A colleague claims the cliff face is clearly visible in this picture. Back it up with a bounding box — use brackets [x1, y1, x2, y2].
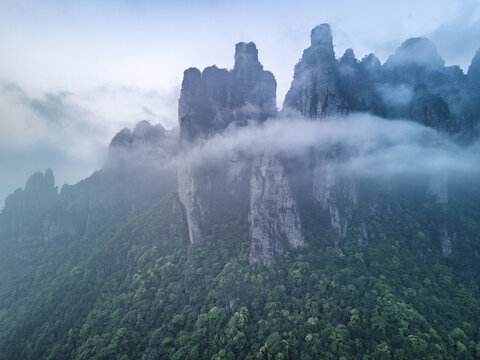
[249, 153, 303, 263]
[467, 49, 480, 128]
[177, 42, 303, 263]
[284, 27, 476, 134]
[284, 24, 347, 117]
[280, 24, 480, 249]
[283, 25, 360, 244]
[179, 42, 276, 141]
[0, 169, 63, 262]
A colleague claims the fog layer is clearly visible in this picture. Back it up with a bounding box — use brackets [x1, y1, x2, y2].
[178, 113, 480, 177]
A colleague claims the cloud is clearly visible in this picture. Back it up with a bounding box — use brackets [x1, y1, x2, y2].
[177, 113, 480, 178]
[0, 81, 178, 207]
[4, 88, 479, 210]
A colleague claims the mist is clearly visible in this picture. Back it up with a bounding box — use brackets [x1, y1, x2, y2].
[0, 81, 178, 205]
[176, 113, 480, 177]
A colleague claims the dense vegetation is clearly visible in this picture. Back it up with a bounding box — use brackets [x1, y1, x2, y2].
[1, 173, 480, 360]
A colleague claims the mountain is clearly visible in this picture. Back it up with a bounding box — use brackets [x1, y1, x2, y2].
[177, 41, 302, 263]
[1, 24, 480, 360]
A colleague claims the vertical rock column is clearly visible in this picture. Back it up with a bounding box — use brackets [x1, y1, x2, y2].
[283, 24, 357, 244]
[249, 153, 304, 264]
[177, 42, 304, 264]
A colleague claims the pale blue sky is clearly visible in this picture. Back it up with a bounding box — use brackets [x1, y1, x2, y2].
[2, 0, 480, 101]
[1, 0, 480, 204]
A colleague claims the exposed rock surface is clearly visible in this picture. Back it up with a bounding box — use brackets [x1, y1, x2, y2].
[410, 86, 450, 130]
[440, 228, 454, 257]
[0, 169, 62, 252]
[381, 38, 470, 132]
[179, 42, 276, 141]
[249, 153, 304, 264]
[311, 153, 358, 241]
[177, 42, 303, 263]
[427, 171, 449, 205]
[284, 24, 347, 117]
[281, 24, 480, 247]
[338, 49, 385, 115]
[467, 49, 480, 128]
[177, 161, 204, 244]
[357, 222, 369, 248]
[177, 42, 278, 250]
[284, 27, 478, 133]
[284, 24, 359, 245]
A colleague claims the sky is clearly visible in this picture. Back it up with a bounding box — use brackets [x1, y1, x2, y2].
[1, 0, 480, 205]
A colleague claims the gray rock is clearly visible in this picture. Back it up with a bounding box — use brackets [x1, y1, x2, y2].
[177, 161, 204, 244]
[178, 42, 276, 141]
[357, 222, 369, 248]
[384, 38, 445, 74]
[284, 24, 347, 117]
[249, 152, 303, 263]
[427, 171, 448, 204]
[410, 86, 451, 131]
[467, 49, 480, 123]
[440, 228, 454, 257]
[177, 42, 302, 260]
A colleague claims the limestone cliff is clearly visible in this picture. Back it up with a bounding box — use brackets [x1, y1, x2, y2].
[179, 42, 276, 141]
[284, 24, 347, 117]
[177, 42, 303, 263]
[283, 24, 358, 244]
[249, 153, 303, 264]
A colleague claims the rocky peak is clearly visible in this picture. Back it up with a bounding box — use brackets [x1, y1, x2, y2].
[284, 23, 346, 118]
[303, 23, 336, 65]
[107, 120, 177, 171]
[110, 128, 133, 148]
[181, 67, 203, 97]
[177, 44, 299, 263]
[2, 169, 59, 232]
[110, 120, 167, 148]
[234, 42, 260, 69]
[384, 37, 445, 72]
[179, 43, 276, 141]
[468, 49, 480, 78]
[310, 24, 334, 49]
[230, 42, 277, 121]
[337, 49, 384, 115]
[133, 120, 165, 139]
[361, 53, 381, 72]
[338, 48, 361, 84]
[340, 48, 358, 67]
[24, 168, 55, 195]
[5, 169, 58, 212]
[179, 67, 216, 141]
[466, 49, 480, 122]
